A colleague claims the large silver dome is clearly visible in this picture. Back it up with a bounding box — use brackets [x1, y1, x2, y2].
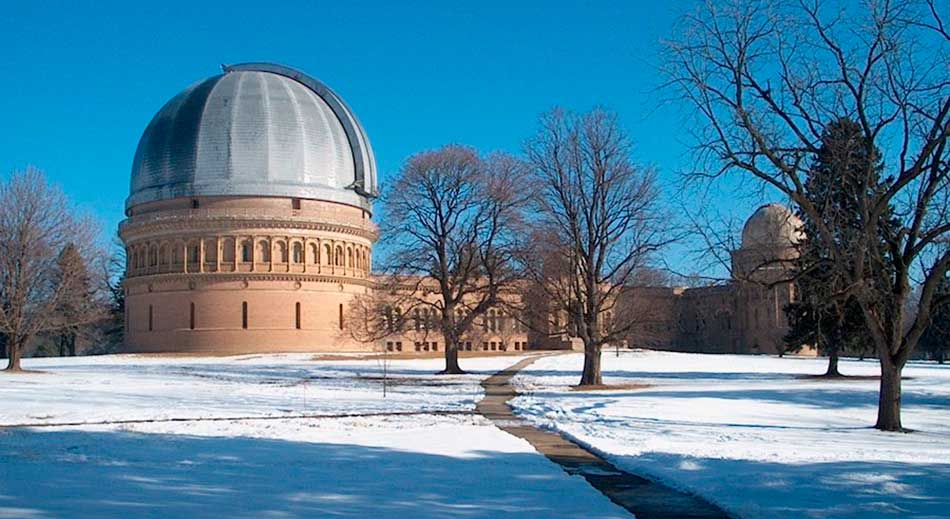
[741, 204, 803, 249]
[127, 63, 376, 212]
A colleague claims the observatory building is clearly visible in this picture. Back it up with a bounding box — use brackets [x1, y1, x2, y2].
[119, 63, 806, 356]
[119, 63, 378, 353]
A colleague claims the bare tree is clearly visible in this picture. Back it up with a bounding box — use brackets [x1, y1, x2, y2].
[379, 146, 524, 374]
[664, 0, 950, 430]
[519, 109, 671, 386]
[0, 168, 102, 371]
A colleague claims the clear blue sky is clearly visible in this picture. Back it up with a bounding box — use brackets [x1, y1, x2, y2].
[1, 1, 776, 277]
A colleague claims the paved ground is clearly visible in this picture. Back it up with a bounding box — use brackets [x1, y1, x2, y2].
[477, 355, 734, 519]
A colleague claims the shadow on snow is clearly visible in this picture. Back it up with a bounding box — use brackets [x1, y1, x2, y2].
[0, 428, 626, 519]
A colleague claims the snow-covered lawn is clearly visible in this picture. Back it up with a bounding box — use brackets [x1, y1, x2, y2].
[512, 351, 950, 519]
[0, 354, 627, 519]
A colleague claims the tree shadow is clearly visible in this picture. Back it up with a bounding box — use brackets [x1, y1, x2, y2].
[607, 452, 950, 519]
[0, 428, 628, 519]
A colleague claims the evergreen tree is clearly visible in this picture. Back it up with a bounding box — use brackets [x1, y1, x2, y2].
[784, 118, 884, 376]
[53, 243, 95, 356]
[920, 275, 950, 364]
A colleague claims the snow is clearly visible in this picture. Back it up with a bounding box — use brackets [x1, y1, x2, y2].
[512, 351, 950, 519]
[0, 354, 628, 519]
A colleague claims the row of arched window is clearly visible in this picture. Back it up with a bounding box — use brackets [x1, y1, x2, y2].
[126, 236, 371, 277]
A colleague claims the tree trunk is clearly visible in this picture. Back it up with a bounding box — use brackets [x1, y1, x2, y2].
[439, 331, 464, 375]
[875, 358, 903, 432]
[5, 339, 22, 372]
[579, 343, 603, 386]
[824, 348, 841, 377]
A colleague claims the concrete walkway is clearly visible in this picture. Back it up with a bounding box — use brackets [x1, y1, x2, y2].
[477, 355, 734, 519]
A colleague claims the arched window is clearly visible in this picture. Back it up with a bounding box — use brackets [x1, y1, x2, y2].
[189, 244, 200, 264]
[241, 240, 253, 263]
[324, 244, 332, 265]
[257, 240, 271, 262]
[158, 244, 168, 266]
[149, 245, 158, 267]
[347, 247, 354, 267]
[278, 241, 289, 263]
[204, 239, 217, 263]
[292, 242, 303, 263]
[310, 243, 320, 264]
[222, 238, 235, 262]
[335, 246, 343, 266]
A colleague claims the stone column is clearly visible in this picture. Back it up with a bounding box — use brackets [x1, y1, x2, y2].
[250, 236, 257, 273]
[269, 236, 275, 273]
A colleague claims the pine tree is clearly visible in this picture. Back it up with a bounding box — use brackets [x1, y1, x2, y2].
[784, 118, 885, 376]
[53, 243, 95, 356]
[920, 275, 950, 364]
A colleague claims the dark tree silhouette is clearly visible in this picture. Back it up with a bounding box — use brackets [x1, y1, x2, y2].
[783, 118, 887, 376]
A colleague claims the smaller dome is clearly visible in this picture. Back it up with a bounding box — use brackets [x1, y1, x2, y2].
[741, 204, 803, 249]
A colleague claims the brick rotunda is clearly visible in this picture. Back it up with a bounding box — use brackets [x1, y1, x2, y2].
[119, 63, 378, 353]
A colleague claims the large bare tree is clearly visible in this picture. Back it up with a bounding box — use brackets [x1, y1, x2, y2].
[520, 109, 671, 386]
[0, 168, 101, 371]
[664, 0, 950, 430]
[379, 146, 523, 374]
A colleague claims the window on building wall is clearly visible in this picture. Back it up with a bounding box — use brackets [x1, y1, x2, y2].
[222, 239, 235, 262]
[148, 305, 153, 332]
[295, 302, 301, 330]
[386, 342, 393, 352]
[190, 302, 195, 330]
[258, 241, 271, 262]
[204, 239, 217, 263]
[241, 241, 252, 263]
[335, 246, 343, 266]
[432, 342, 438, 351]
[191, 199, 200, 209]
[395, 341, 402, 351]
[310, 243, 319, 264]
[293, 243, 303, 263]
[278, 242, 289, 263]
[292, 198, 301, 210]
[242, 302, 248, 329]
[190, 245, 200, 264]
[339, 303, 344, 330]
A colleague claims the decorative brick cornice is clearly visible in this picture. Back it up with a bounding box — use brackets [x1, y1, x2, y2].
[120, 216, 378, 242]
[124, 271, 373, 289]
